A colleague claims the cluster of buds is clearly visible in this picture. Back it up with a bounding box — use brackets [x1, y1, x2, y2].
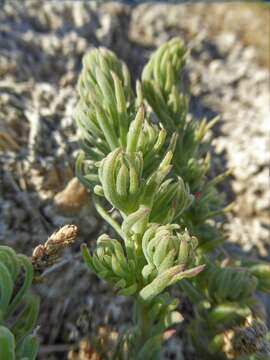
[81, 234, 138, 297]
[32, 224, 78, 274]
[95, 148, 145, 213]
[140, 226, 203, 302]
[94, 146, 193, 221]
[82, 209, 204, 302]
[141, 225, 199, 280]
[75, 47, 133, 162]
[142, 37, 187, 133]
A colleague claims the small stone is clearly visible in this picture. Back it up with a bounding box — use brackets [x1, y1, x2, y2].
[54, 177, 88, 215]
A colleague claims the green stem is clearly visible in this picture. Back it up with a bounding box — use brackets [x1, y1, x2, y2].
[94, 196, 124, 239]
[134, 300, 151, 355]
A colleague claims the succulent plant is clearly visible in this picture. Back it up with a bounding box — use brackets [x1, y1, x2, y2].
[76, 44, 204, 358]
[0, 246, 39, 360]
[75, 38, 269, 359]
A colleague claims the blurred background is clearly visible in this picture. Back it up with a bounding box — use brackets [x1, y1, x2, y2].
[0, 1, 269, 359]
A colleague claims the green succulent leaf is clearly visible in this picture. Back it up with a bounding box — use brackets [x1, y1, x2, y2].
[0, 326, 15, 360]
[0, 246, 39, 359]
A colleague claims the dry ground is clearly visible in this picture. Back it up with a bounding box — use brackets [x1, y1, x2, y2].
[0, 2, 269, 359]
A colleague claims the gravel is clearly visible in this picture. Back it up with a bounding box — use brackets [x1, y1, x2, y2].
[0, 2, 269, 359]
